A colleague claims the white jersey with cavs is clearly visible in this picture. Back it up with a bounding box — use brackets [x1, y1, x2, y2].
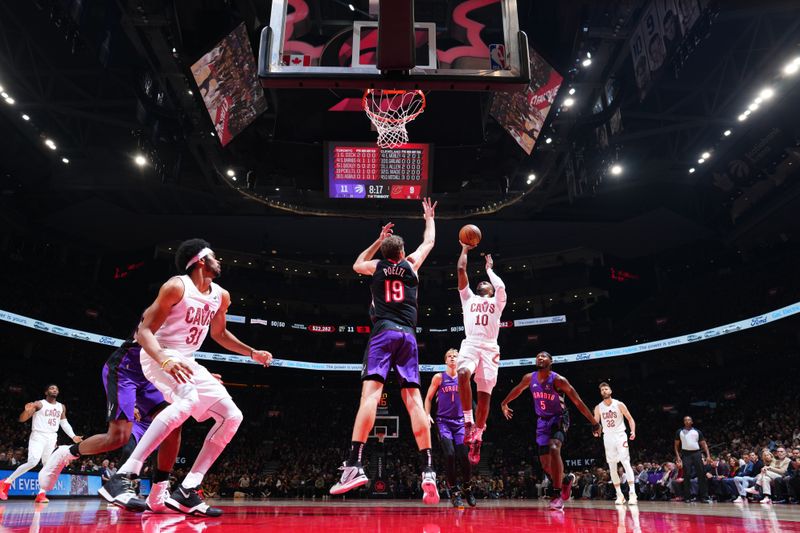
[23, 400, 63, 469]
[139, 275, 231, 421]
[598, 399, 630, 464]
[456, 268, 507, 393]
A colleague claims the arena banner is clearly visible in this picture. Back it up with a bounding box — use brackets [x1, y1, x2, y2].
[0, 470, 151, 497]
[2, 301, 800, 371]
[190, 22, 267, 146]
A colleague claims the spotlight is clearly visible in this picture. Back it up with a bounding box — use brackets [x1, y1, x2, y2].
[748, 103, 759, 111]
[21, 114, 30, 121]
[226, 169, 235, 177]
[545, 137, 553, 144]
[187, 90, 193, 95]
[231, 176, 237, 181]
[582, 58, 592, 67]
[568, 87, 576, 95]
[348, 3, 355, 11]
[44, 139, 57, 150]
[563, 97, 575, 107]
[610, 164, 622, 175]
[743, 109, 751, 117]
[701, 152, 710, 159]
[723, 129, 732, 136]
[698, 158, 705, 164]
[754, 97, 762, 104]
[689, 168, 696, 174]
[0, 91, 7, 98]
[528, 173, 536, 182]
[61, 157, 69, 164]
[134, 154, 147, 166]
[737, 113, 747, 121]
[4, 97, 14, 105]
[785, 61, 799, 75]
[172, 47, 177, 53]
[759, 87, 774, 99]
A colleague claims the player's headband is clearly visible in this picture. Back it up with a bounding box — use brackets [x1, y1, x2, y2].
[185, 247, 214, 271]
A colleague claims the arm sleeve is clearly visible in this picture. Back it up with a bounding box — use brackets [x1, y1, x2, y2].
[60, 419, 76, 439]
[459, 286, 474, 303]
[486, 268, 507, 310]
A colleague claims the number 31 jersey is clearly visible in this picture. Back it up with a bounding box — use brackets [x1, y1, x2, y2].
[144, 275, 223, 357]
[370, 258, 418, 330]
[460, 286, 506, 344]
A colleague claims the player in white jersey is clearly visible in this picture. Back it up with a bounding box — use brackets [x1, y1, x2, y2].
[0, 384, 82, 502]
[99, 238, 273, 516]
[594, 382, 638, 505]
[455, 243, 506, 465]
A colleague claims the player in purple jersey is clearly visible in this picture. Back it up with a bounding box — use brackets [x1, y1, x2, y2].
[424, 349, 475, 508]
[38, 339, 183, 513]
[500, 351, 600, 511]
[331, 198, 440, 506]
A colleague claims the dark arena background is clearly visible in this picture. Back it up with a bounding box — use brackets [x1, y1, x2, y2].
[2, 0, 800, 531]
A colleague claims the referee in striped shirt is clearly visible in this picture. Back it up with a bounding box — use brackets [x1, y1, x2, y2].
[674, 416, 711, 503]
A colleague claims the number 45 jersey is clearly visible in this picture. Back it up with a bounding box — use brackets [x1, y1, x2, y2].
[370, 258, 419, 331]
[144, 275, 224, 356]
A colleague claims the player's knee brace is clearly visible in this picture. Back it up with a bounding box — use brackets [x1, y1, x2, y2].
[208, 403, 243, 446]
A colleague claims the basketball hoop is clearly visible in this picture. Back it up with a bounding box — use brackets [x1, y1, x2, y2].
[362, 89, 426, 148]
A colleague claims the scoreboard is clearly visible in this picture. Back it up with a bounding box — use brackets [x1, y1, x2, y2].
[326, 142, 432, 200]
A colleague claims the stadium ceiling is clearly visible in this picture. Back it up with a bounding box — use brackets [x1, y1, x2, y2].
[1, 0, 799, 253]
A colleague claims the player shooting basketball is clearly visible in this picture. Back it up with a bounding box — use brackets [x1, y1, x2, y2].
[455, 237, 507, 466]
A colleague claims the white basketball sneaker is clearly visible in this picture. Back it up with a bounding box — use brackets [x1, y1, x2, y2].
[146, 481, 174, 513]
[39, 445, 78, 492]
[628, 493, 638, 505]
[615, 494, 625, 505]
[421, 470, 440, 505]
[329, 462, 368, 495]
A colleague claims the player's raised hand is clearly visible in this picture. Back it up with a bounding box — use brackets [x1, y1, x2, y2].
[501, 404, 513, 420]
[460, 241, 476, 251]
[72, 435, 83, 443]
[485, 254, 494, 271]
[252, 350, 272, 367]
[421, 197, 437, 220]
[378, 222, 394, 241]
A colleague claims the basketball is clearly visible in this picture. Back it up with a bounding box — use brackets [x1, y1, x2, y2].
[459, 224, 482, 246]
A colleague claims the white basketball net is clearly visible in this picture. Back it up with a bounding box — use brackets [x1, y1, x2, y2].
[362, 89, 426, 148]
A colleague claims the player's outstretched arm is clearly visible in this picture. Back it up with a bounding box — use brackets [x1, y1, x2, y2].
[423, 373, 442, 426]
[456, 242, 474, 291]
[484, 254, 507, 309]
[555, 376, 600, 435]
[407, 198, 437, 271]
[354, 222, 394, 275]
[59, 406, 82, 443]
[19, 401, 41, 422]
[500, 373, 532, 419]
[619, 402, 636, 440]
[210, 289, 272, 367]
[137, 277, 194, 382]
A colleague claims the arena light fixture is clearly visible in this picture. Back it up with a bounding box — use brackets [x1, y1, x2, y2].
[698, 158, 705, 164]
[689, 167, 696, 174]
[61, 157, 69, 164]
[226, 169, 235, 177]
[701, 152, 710, 159]
[737, 113, 747, 121]
[0, 91, 7, 98]
[743, 109, 751, 117]
[723, 129, 732, 136]
[545, 137, 553, 144]
[759, 87, 774, 100]
[4, 96, 14, 105]
[44, 139, 57, 150]
[21, 114, 30, 121]
[568, 87, 576, 95]
[134, 154, 147, 166]
[348, 3, 355, 11]
[563, 97, 574, 107]
[610, 164, 623, 175]
[748, 103, 759, 112]
[527, 173, 536, 182]
[187, 90, 193, 95]
[783, 60, 799, 75]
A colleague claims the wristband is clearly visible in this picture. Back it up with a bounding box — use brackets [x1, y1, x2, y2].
[161, 358, 176, 370]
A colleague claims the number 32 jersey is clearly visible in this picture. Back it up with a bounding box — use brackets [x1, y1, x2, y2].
[145, 275, 223, 357]
[370, 259, 418, 330]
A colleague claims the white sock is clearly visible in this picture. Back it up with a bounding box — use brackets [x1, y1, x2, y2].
[464, 410, 474, 424]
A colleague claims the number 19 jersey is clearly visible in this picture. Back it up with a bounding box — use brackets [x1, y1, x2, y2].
[145, 275, 224, 357]
[370, 259, 418, 330]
